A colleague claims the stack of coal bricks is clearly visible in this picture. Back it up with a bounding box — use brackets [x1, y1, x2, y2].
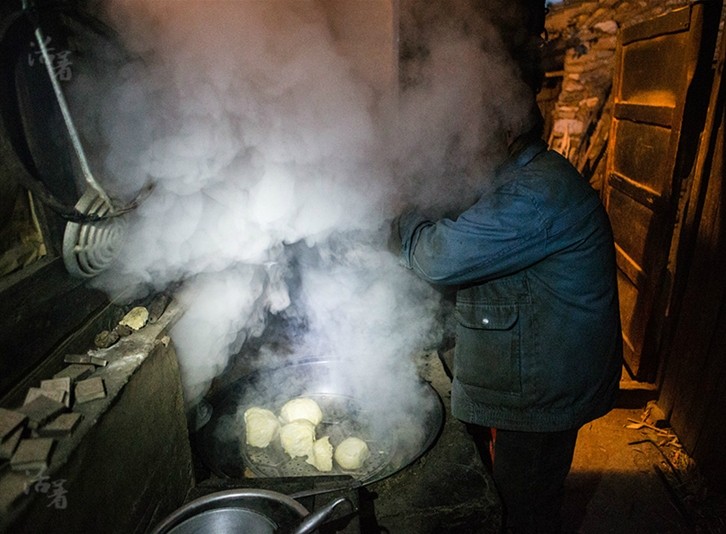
[0, 354, 108, 473]
[0, 301, 163, 475]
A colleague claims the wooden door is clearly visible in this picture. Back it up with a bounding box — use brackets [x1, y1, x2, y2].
[604, 5, 708, 381]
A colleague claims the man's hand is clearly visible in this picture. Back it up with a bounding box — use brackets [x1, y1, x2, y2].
[388, 210, 430, 266]
[387, 216, 403, 256]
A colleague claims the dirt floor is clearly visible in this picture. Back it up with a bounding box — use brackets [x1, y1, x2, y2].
[562, 375, 726, 534]
[367, 355, 726, 534]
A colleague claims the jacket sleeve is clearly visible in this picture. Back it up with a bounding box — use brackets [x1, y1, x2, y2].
[398, 185, 550, 285]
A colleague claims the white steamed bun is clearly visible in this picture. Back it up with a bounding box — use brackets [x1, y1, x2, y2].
[243, 407, 280, 448]
[334, 437, 370, 470]
[280, 419, 316, 458]
[279, 397, 323, 426]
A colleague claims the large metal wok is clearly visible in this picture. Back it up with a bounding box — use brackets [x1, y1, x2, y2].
[196, 359, 444, 485]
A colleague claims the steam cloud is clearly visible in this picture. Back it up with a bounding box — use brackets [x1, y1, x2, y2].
[72, 0, 533, 413]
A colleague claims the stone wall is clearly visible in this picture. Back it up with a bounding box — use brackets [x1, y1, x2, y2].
[543, 0, 690, 190]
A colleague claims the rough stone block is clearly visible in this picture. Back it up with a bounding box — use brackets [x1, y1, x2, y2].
[63, 354, 108, 367]
[592, 35, 617, 50]
[63, 354, 92, 365]
[17, 396, 66, 430]
[53, 364, 95, 383]
[74, 377, 106, 405]
[90, 356, 108, 367]
[23, 388, 65, 407]
[553, 118, 585, 135]
[94, 329, 120, 348]
[115, 324, 133, 337]
[41, 378, 72, 407]
[563, 78, 585, 92]
[0, 408, 27, 442]
[37, 413, 83, 438]
[119, 306, 149, 330]
[9, 438, 55, 472]
[594, 20, 618, 35]
[0, 426, 23, 460]
[148, 294, 170, 323]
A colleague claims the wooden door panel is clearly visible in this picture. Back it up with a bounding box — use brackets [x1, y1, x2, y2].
[610, 121, 671, 193]
[604, 5, 704, 380]
[619, 34, 690, 107]
[608, 188, 665, 271]
[616, 269, 643, 366]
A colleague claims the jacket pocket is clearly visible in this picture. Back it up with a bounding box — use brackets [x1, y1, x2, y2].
[456, 303, 519, 330]
[454, 303, 522, 394]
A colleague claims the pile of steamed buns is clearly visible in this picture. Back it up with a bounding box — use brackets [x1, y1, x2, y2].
[243, 397, 370, 472]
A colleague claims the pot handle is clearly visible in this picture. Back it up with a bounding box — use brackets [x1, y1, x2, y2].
[288, 480, 362, 500]
[289, 496, 352, 534]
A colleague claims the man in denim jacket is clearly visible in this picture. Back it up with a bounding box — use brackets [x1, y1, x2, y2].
[393, 108, 623, 532]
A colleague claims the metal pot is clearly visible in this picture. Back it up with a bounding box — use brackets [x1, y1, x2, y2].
[196, 358, 444, 484]
[150, 488, 350, 534]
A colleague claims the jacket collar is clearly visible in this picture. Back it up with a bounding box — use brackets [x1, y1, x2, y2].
[483, 133, 548, 194]
[507, 132, 548, 169]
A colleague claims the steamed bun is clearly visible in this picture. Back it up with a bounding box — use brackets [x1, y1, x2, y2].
[243, 407, 280, 448]
[306, 436, 334, 472]
[334, 437, 370, 470]
[279, 397, 323, 426]
[280, 419, 316, 459]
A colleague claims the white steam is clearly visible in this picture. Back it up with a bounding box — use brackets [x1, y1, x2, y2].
[71, 0, 533, 409]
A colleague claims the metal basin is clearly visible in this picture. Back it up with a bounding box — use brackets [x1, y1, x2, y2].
[196, 359, 444, 485]
[150, 489, 308, 534]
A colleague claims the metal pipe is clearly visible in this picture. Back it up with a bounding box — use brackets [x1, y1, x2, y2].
[23, 0, 116, 212]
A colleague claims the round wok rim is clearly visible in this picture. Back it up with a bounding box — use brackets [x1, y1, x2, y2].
[195, 357, 445, 486]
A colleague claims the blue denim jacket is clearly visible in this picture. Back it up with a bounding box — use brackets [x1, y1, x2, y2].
[399, 138, 622, 431]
